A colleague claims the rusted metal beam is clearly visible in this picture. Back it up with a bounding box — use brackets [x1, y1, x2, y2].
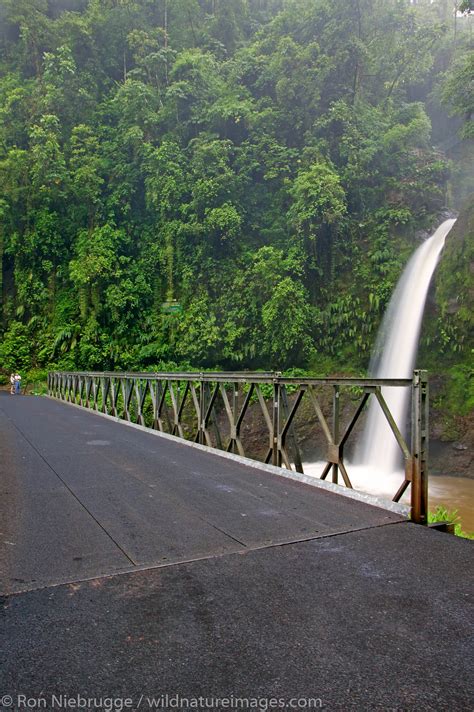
[49, 371, 412, 387]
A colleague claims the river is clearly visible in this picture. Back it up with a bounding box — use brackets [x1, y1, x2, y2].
[304, 461, 474, 535]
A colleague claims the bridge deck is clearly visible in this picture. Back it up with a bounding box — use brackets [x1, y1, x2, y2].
[0, 392, 402, 593]
[1, 393, 473, 710]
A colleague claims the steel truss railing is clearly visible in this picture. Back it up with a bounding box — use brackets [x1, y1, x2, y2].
[48, 370, 429, 524]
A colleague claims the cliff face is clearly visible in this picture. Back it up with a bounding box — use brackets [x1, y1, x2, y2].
[421, 198, 474, 477]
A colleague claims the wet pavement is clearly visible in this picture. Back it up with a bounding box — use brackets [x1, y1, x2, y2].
[1, 394, 473, 710]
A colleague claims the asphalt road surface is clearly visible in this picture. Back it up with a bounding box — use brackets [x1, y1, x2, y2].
[1, 392, 472, 711]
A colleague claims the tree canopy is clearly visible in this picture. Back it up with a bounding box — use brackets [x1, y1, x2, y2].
[0, 0, 472, 374]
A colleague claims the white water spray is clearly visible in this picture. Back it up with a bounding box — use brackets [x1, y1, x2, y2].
[356, 218, 456, 475]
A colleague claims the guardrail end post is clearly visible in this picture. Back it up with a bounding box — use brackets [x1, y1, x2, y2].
[411, 369, 429, 525]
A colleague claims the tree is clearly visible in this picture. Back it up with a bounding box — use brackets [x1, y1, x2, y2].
[442, 51, 474, 138]
[289, 161, 346, 284]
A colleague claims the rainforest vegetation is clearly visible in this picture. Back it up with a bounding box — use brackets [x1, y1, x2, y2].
[0, 0, 472, 412]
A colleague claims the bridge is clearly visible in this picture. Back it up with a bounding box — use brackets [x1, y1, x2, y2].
[1, 371, 473, 710]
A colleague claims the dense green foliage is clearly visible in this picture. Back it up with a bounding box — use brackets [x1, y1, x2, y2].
[0, 0, 472, 375]
[428, 505, 474, 539]
[421, 198, 474, 421]
[442, 49, 474, 139]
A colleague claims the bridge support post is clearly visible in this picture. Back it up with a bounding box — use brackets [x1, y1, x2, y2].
[411, 370, 429, 525]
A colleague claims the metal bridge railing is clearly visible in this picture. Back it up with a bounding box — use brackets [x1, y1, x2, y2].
[48, 370, 429, 524]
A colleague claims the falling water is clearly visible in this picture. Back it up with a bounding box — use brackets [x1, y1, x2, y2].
[306, 216, 474, 526]
[356, 218, 457, 474]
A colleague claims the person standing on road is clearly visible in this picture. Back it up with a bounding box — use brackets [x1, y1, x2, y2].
[10, 373, 15, 395]
[14, 372, 21, 394]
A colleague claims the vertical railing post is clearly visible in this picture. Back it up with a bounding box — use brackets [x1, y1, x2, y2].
[411, 369, 429, 525]
[92, 377, 98, 410]
[199, 377, 205, 445]
[272, 378, 280, 466]
[332, 385, 340, 484]
[101, 376, 106, 413]
[111, 377, 118, 416]
[231, 383, 237, 454]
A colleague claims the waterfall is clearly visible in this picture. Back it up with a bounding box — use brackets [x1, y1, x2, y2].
[356, 218, 457, 475]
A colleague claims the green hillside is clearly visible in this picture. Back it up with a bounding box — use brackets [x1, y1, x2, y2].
[0, 0, 472, 389]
